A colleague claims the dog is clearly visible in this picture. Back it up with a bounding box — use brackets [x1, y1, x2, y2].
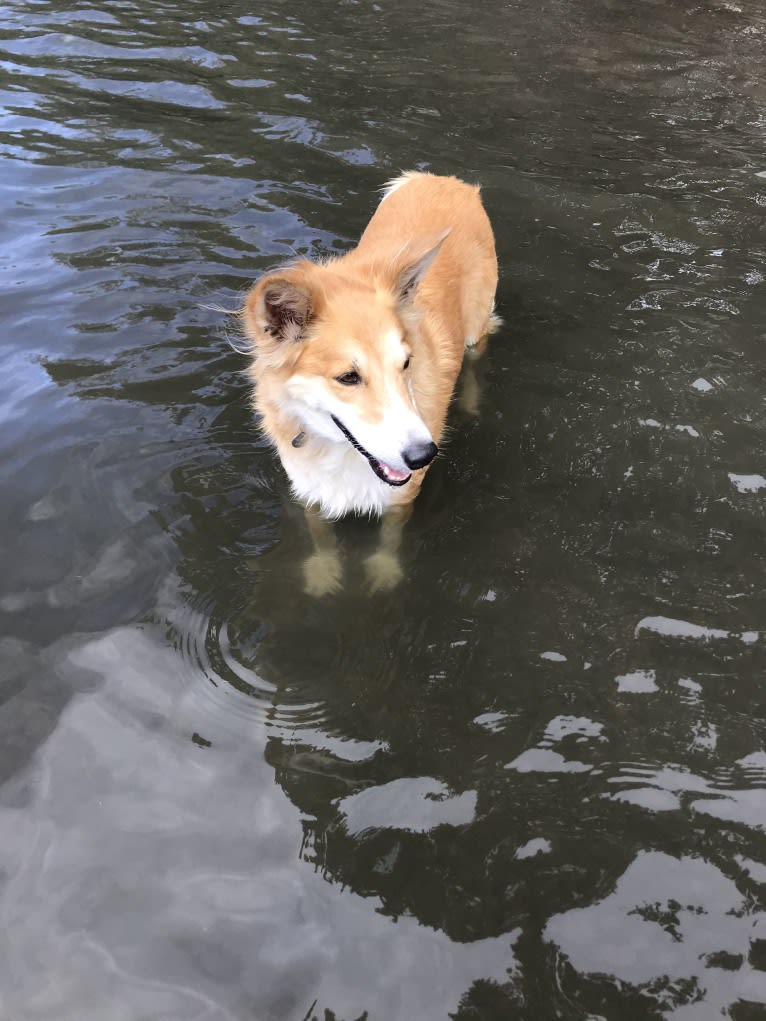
[243, 171, 498, 593]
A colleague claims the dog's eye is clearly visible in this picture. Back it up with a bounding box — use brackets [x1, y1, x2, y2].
[403, 356, 411, 371]
[336, 370, 361, 386]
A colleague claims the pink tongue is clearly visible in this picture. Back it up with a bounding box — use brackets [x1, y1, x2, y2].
[380, 462, 410, 483]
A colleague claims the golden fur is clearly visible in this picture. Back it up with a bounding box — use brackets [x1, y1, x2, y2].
[243, 171, 498, 520]
[242, 172, 497, 592]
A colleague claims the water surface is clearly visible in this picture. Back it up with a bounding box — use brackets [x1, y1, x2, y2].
[2, 1, 766, 1018]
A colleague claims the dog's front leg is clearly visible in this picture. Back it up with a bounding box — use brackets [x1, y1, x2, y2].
[364, 503, 412, 593]
[303, 506, 343, 597]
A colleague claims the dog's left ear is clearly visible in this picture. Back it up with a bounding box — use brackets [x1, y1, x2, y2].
[394, 227, 452, 304]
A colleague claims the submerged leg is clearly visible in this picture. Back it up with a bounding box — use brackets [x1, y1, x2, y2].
[458, 338, 491, 417]
[364, 503, 413, 593]
[458, 308, 499, 417]
[303, 505, 343, 596]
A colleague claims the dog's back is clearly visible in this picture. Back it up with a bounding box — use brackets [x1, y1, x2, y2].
[347, 172, 498, 449]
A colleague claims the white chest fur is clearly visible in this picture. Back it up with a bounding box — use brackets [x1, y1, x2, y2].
[278, 435, 398, 519]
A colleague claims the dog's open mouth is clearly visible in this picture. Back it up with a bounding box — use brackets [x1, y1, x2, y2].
[331, 415, 412, 487]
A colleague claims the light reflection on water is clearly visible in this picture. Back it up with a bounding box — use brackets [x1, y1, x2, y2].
[1, 624, 516, 1021]
[1, 0, 766, 1017]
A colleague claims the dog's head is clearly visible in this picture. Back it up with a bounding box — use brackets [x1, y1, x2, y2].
[244, 230, 449, 487]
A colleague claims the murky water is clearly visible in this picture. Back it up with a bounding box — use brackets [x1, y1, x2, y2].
[2, 1, 766, 1018]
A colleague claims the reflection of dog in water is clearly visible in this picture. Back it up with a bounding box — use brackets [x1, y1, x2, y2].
[243, 172, 498, 594]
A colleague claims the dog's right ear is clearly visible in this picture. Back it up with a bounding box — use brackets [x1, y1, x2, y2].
[244, 269, 314, 353]
[393, 227, 452, 305]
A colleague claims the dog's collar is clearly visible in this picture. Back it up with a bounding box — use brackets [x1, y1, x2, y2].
[330, 415, 411, 487]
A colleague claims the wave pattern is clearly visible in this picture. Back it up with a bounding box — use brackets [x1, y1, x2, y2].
[1, 0, 766, 1017]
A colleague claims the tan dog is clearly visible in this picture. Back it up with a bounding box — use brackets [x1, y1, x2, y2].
[243, 171, 498, 593]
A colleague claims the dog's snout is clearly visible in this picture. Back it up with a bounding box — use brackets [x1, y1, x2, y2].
[403, 440, 439, 470]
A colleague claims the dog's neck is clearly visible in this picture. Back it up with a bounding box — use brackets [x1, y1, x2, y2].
[264, 399, 311, 453]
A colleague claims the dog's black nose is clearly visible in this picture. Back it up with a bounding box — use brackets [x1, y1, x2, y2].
[403, 440, 439, 470]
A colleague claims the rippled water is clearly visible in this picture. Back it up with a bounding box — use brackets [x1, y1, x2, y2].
[2, 1, 766, 1018]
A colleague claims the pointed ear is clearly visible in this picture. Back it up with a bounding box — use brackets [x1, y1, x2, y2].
[393, 227, 452, 304]
[244, 269, 314, 350]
